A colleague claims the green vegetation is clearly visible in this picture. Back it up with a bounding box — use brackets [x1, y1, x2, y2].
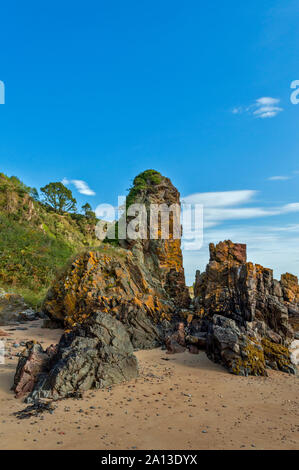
[126, 169, 162, 208]
[0, 173, 32, 195]
[82, 202, 97, 222]
[0, 213, 75, 307]
[0, 172, 101, 307]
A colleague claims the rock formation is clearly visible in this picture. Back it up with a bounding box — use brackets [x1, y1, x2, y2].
[280, 273, 299, 332]
[13, 312, 138, 402]
[12, 342, 57, 398]
[42, 170, 190, 349]
[193, 240, 297, 376]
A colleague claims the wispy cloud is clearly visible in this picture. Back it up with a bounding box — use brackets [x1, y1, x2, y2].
[268, 170, 299, 181]
[182, 190, 257, 207]
[232, 106, 243, 115]
[62, 178, 96, 196]
[182, 190, 299, 230]
[253, 97, 283, 119]
[232, 96, 283, 119]
[181, 189, 299, 283]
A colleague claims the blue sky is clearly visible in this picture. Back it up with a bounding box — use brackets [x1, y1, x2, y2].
[0, 0, 299, 283]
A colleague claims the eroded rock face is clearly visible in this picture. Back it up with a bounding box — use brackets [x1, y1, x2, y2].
[120, 171, 190, 310]
[194, 241, 297, 376]
[42, 171, 190, 348]
[281, 273, 299, 332]
[14, 312, 138, 402]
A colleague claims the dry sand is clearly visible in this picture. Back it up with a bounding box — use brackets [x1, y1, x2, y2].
[0, 320, 298, 450]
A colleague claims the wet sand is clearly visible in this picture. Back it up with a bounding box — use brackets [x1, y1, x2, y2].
[0, 320, 298, 450]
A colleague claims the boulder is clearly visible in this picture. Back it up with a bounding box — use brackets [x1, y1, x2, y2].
[165, 322, 186, 354]
[206, 315, 267, 376]
[19, 308, 37, 322]
[0, 289, 31, 325]
[206, 314, 296, 376]
[15, 312, 138, 402]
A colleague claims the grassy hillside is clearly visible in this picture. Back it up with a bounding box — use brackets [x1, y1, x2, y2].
[0, 173, 101, 307]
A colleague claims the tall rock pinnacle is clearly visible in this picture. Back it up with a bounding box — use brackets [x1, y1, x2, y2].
[42, 170, 190, 348]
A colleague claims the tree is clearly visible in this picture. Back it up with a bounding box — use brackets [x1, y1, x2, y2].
[40, 182, 77, 214]
[30, 187, 39, 201]
[82, 202, 96, 221]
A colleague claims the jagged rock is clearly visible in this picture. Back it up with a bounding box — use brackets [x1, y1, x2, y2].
[12, 342, 57, 398]
[42, 171, 190, 348]
[18, 312, 138, 402]
[206, 314, 296, 375]
[206, 315, 267, 376]
[262, 338, 296, 374]
[281, 273, 299, 333]
[0, 289, 32, 325]
[194, 241, 296, 375]
[19, 308, 37, 322]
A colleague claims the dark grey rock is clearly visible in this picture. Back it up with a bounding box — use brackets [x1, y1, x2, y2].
[23, 311, 138, 402]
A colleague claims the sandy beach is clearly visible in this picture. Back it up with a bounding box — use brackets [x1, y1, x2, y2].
[0, 320, 298, 450]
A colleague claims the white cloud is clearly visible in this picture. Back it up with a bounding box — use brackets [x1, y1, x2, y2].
[268, 175, 291, 181]
[254, 97, 283, 118]
[62, 178, 96, 196]
[232, 106, 243, 114]
[282, 203, 299, 213]
[72, 180, 96, 196]
[232, 96, 283, 119]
